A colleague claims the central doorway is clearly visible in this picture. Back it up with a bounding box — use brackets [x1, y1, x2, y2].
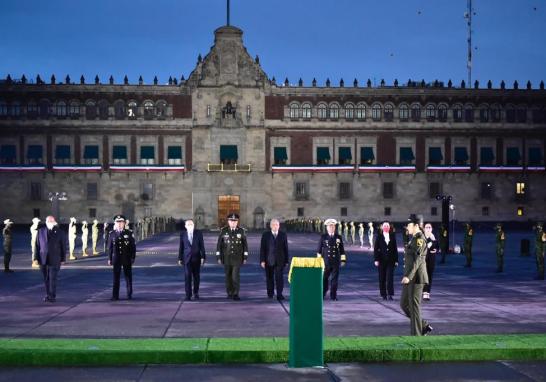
[218, 195, 240, 227]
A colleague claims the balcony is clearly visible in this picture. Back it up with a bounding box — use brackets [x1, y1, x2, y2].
[207, 163, 251, 172]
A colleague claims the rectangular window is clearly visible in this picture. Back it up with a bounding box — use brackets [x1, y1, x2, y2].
[480, 147, 495, 166]
[206, 105, 211, 117]
[33, 208, 40, 218]
[83, 145, 99, 165]
[167, 146, 183, 165]
[145, 207, 152, 217]
[112, 145, 128, 165]
[411, 106, 421, 122]
[384, 207, 391, 216]
[30, 182, 42, 201]
[0, 144, 17, 164]
[453, 107, 463, 122]
[87, 182, 98, 200]
[89, 208, 97, 218]
[220, 145, 238, 164]
[383, 182, 394, 199]
[464, 108, 474, 122]
[297, 207, 304, 217]
[140, 145, 155, 165]
[340, 207, 348, 216]
[429, 182, 441, 199]
[360, 147, 375, 165]
[438, 107, 448, 122]
[516, 182, 525, 195]
[399, 107, 409, 121]
[428, 147, 443, 165]
[431, 207, 438, 216]
[506, 147, 521, 166]
[482, 206, 489, 216]
[506, 109, 516, 123]
[338, 147, 352, 165]
[356, 107, 365, 120]
[516, 108, 527, 123]
[329, 107, 339, 119]
[55, 145, 71, 164]
[339, 182, 351, 200]
[480, 108, 489, 122]
[491, 108, 501, 122]
[454, 147, 469, 165]
[142, 183, 154, 201]
[273, 147, 288, 165]
[384, 106, 394, 121]
[27, 145, 43, 164]
[316, 147, 330, 165]
[528, 147, 543, 166]
[399, 147, 415, 165]
[517, 206, 524, 216]
[345, 107, 354, 120]
[481, 182, 493, 200]
[295, 182, 308, 201]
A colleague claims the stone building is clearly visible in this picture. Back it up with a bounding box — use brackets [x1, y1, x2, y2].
[0, 24, 545, 228]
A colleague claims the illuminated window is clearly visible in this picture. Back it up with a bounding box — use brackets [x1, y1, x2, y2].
[517, 207, 524, 216]
[516, 182, 525, 195]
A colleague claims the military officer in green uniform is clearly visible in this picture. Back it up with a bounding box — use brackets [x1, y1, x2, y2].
[439, 224, 449, 264]
[400, 215, 432, 336]
[495, 223, 505, 273]
[463, 223, 474, 267]
[216, 213, 249, 301]
[3, 219, 14, 273]
[534, 222, 545, 280]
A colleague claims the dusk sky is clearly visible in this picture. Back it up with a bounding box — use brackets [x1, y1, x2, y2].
[1, 0, 545, 87]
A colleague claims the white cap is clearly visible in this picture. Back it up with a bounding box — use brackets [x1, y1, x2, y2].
[32, 217, 41, 223]
[70, 217, 77, 222]
[324, 218, 338, 226]
[4, 219, 13, 225]
[93, 219, 99, 224]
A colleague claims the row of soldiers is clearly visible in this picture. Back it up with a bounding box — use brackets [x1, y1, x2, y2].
[285, 218, 376, 248]
[133, 216, 177, 242]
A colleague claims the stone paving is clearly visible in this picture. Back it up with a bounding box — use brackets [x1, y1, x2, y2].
[1, 228, 545, 339]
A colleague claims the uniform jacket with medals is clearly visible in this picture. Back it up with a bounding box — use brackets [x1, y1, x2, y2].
[316, 233, 347, 267]
[403, 231, 429, 285]
[216, 227, 249, 266]
[107, 229, 136, 266]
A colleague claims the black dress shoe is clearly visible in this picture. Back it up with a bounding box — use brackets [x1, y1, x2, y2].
[184, 296, 192, 301]
[194, 294, 199, 300]
[232, 295, 241, 301]
[110, 297, 119, 301]
[331, 297, 338, 301]
[48, 298, 56, 303]
[388, 295, 394, 301]
[268, 294, 274, 299]
[534, 276, 545, 280]
[127, 295, 132, 300]
[277, 295, 285, 301]
[382, 296, 388, 300]
[43, 296, 50, 302]
[227, 294, 233, 299]
[422, 324, 433, 336]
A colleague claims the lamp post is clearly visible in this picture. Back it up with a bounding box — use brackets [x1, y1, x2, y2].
[48, 192, 68, 222]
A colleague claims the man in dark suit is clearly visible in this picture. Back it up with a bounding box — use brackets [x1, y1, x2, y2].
[317, 218, 347, 301]
[260, 218, 289, 301]
[107, 215, 136, 301]
[178, 218, 206, 301]
[400, 214, 433, 336]
[374, 221, 399, 301]
[33, 215, 66, 303]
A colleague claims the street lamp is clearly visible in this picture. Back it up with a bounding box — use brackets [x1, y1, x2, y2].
[48, 192, 68, 221]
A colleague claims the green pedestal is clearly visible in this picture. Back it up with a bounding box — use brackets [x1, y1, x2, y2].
[288, 257, 324, 367]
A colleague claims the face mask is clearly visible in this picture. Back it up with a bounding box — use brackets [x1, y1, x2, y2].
[46, 222, 56, 230]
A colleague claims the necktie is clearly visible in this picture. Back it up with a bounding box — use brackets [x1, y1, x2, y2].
[189, 232, 193, 245]
[273, 231, 277, 238]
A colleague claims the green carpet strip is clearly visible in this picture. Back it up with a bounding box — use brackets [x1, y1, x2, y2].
[1, 334, 545, 366]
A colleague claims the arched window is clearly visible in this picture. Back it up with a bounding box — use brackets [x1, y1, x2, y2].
[39, 100, 51, 118]
[516, 105, 527, 123]
[302, 103, 312, 119]
[10, 101, 21, 117]
[399, 104, 409, 121]
[464, 104, 474, 122]
[452, 104, 463, 122]
[479, 104, 489, 123]
[85, 101, 97, 119]
[371, 104, 382, 121]
[329, 103, 339, 119]
[317, 103, 327, 119]
[411, 104, 421, 122]
[143, 101, 155, 120]
[438, 104, 448, 122]
[156, 100, 167, 119]
[127, 101, 138, 119]
[425, 104, 436, 121]
[289, 103, 300, 119]
[345, 103, 354, 120]
[384, 104, 394, 121]
[98, 100, 109, 120]
[114, 100, 126, 120]
[0, 100, 7, 116]
[356, 103, 366, 120]
[27, 101, 38, 119]
[55, 101, 67, 117]
[69, 101, 80, 118]
[490, 104, 501, 122]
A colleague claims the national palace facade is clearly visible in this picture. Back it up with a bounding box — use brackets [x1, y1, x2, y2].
[1, 25, 545, 228]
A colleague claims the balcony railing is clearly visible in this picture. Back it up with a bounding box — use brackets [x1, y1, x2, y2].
[207, 163, 251, 172]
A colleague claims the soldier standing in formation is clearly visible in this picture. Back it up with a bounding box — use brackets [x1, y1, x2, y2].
[3, 219, 14, 273]
[367, 222, 374, 249]
[103, 222, 110, 253]
[534, 222, 545, 280]
[216, 213, 248, 301]
[358, 223, 365, 248]
[463, 223, 474, 268]
[68, 217, 77, 260]
[400, 215, 432, 336]
[107, 215, 136, 301]
[439, 224, 449, 264]
[350, 221, 356, 246]
[30, 217, 40, 268]
[91, 219, 100, 255]
[337, 221, 342, 237]
[81, 221, 89, 257]
[317, 219, 347, 301]
[495, 223, 505, 273]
